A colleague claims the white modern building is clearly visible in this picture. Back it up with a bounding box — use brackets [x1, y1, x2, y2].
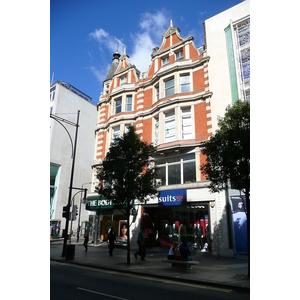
[203, 0, 250, 255]
[204, 0, 250, 131]
[50, 81, 98, 239]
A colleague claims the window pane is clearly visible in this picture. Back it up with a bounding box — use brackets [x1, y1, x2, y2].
[165, 110, 175, 142]
[183, 153, 195, 161]
[126, 96, 132, 111]
[182, 107, 192, 139]
[165, 78, 174, 89]
[168, 164, 181, 185]
[116, 99, 122, 114]
[156, 166, 166, 186]
[180, 75, 190, 93]
[165, 78, 175, 97]
[113, 125, 120, 141]
[162, 57, 169, 65]
[176, 50, 183, 60]
[183, 161, 196, 183]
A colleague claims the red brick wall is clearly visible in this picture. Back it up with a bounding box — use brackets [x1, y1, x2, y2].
[162, 36, 170, 50]
[142, 118, 152, 143]
[200, 151, 208, 180]
[193, 69, 205, 92]
[194, 102, 208, 139]
[172, 33, 181, 45]
[143, 89, 152, 108]
[148, 61, 155, 76]
[189, 43, 199, 59]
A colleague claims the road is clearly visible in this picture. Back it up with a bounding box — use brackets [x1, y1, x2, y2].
[50, 261, 249, 300]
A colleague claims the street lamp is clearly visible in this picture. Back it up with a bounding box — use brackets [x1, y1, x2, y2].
[50, 110, 80, 258]
[76, 178, 99, 243]
[69, 190, 82, 244]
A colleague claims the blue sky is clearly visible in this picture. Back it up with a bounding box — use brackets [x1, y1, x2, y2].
[50, 0, 244, 105]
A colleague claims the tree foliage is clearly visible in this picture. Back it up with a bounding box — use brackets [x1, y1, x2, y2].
[201, 100, 250, 277]
[201, 100, 250, 194]
[95, 125, 157, 264]
[96, 125, 157, 206]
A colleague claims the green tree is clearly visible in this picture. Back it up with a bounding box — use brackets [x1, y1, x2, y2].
[201, 100, 250, 277]
[96, 125, 157, 264]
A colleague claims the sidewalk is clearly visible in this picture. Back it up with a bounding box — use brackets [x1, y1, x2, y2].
[50, 239, 249, 292]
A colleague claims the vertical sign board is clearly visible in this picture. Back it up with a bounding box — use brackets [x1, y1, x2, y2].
[158, 189, 187, 207]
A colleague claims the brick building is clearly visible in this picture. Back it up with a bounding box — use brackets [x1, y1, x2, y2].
[86, 21, 234, 256]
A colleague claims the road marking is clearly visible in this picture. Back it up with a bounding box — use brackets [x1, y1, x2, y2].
[56, 262, 232, 294]
[77, 287, 129, 299]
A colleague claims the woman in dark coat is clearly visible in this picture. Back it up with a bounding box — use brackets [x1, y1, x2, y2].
[108, 228, 116, 256]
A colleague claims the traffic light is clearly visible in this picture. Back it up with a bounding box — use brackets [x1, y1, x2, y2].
[71, 205, 78, 221]
[62, 205, 68, 218]
[74, 205, 78, 220]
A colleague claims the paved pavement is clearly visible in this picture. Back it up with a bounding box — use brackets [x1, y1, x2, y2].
[50, 238, 249, 292]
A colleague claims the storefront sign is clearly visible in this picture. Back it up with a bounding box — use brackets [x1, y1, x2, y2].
[86, 195, 133, 211]
[158, 189, 187, 206]
[86, 198, 113, 210]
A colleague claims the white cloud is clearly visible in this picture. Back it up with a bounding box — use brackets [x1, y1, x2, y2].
[89, 28, 125, 53]
[129, 10, 169, 72]
[89, 9, 170, 79]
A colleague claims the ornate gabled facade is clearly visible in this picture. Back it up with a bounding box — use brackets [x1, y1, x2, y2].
[87, 21, 234, 257]
[93, 21, 212, 171]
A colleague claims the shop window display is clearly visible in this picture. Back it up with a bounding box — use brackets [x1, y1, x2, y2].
[143, 205, 210, 251]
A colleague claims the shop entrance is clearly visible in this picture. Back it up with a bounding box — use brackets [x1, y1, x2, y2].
[143, 203, 211, 250]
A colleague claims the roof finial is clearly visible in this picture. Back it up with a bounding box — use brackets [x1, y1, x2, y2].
[170, 19, 173, 27]
[117, 42, 119, 52]
[123, 47, 126, 54]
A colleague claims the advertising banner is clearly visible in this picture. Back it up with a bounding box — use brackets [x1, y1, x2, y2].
[158, 189, 187, 207]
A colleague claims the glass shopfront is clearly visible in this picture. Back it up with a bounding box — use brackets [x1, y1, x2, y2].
[142, 202, 210, 251]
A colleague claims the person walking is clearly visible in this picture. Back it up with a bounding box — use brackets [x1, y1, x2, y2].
[108, 227, 116, 256]
[134, 229, 146, 260]
[83, 230, 89, 251]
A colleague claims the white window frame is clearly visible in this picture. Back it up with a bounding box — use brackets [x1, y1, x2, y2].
[112, 125, 120, 143]
[180, 74, 190, 93]
[181, 107, 192, 139]
[155, 84, 159, 102]
[115, 98, 122, 114]
[120, 75, 127, 85]
[126, 95, 132, 112]
[164, 110, 175, 143]
[154, 117, 159, 146]
[162, 56, 169, 66]
[175, 50, 183, 61]
[165, 77, 175, 97]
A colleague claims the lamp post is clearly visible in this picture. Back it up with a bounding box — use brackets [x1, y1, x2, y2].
[76, 179, 98, 243]
[50, 110, 80, 258]
[69, 190, 82, 244]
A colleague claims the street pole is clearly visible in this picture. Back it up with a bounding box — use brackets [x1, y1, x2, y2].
[77, 186, 88, 243]
[62, 110, 80, 257]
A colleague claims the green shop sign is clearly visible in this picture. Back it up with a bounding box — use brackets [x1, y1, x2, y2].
[86, 195, 133, 211]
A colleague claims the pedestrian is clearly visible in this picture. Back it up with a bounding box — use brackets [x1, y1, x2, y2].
[108, 227, 116, 256]
[134, 228, 146, 260]
[83, 230, 89, 251]
[168, 241, 179, 260]
[180, 240, 193, 270]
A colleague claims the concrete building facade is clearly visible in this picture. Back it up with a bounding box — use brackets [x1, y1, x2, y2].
[204, 0, 250, 255]
[50, 81, 97, 239]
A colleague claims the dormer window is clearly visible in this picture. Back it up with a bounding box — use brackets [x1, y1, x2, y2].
[175, 50, 183, 61]
[162, 56, 169, 66]
[120, 75, 127, 85]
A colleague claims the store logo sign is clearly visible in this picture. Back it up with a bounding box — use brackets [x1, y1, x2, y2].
[158, 189, 187, 206]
